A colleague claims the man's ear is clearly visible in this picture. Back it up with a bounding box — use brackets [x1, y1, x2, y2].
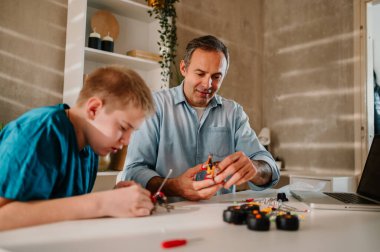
[179, 60, 187, 76]
[86, 97, 103, 120]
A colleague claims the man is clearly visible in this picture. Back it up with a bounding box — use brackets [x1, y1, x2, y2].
[121, 35, 280, 200]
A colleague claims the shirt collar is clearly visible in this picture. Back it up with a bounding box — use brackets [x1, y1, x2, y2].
[173, 82, 223, 108]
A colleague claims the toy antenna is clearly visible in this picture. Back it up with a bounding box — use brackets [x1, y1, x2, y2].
[156, 169, 173, 193]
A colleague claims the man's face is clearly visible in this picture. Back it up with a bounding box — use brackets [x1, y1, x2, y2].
[86, 102, 146, 156]
[180, 49, 228, 107]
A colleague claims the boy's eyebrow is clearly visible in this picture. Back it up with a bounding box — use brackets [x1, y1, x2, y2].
[122, 120, 137, 130]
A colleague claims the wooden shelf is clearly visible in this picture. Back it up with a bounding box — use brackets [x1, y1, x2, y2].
[85, 47, 160, 70]
[88, 0, 153, 23]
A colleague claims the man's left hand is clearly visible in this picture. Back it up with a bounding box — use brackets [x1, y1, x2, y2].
[213, 151, 257, 189]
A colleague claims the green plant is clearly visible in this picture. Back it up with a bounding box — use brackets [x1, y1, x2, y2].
[147, 0, 179, 88]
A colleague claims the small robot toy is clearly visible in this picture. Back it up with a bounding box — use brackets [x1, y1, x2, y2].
[151, 191, 174, 212]
[151, 169, 174, 212]
[201, 154, 220, 180]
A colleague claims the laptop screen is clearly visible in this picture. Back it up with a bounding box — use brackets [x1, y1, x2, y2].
[357, 135, 380, 201]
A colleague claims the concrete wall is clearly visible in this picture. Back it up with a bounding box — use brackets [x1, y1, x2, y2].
[262, 0, 355, 174]
[175, 0, 264, 133]
[0, 0, 67, 124]
[0, 0, 357, 175]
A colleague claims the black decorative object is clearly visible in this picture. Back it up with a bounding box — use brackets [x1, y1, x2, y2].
[88, 29, 101, 50]
[101, 33, 114, 52]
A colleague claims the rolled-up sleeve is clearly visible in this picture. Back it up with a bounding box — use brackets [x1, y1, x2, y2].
[234, 105, 280, 190]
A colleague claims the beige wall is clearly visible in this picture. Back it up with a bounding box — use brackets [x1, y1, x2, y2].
[1, 0, 357, 174]
[176, 0, 356, 174]
[262, 0, 355, 174]
[175, 0, 264, 133]
[0, 0, 67, 124]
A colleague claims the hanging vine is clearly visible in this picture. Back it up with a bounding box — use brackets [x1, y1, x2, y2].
[147, 0, 179, 88]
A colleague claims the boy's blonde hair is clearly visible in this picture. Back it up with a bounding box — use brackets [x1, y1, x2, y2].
[77, 65, 155, 115]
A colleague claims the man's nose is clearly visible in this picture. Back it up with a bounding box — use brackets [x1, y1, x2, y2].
[202, 76, 212, 89]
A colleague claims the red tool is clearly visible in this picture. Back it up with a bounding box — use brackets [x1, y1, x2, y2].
[161, 239, 187, 248]
[161, 238, 201, 249]
[151, 169, 174, 212]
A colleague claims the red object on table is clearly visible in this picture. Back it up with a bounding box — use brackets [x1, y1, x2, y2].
[161, 239, 187, 248]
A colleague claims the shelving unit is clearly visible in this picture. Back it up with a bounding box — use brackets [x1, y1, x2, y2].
[63, 0, 166, 191]
[63, 0, 165, 106]
[85, 47, 159, 70]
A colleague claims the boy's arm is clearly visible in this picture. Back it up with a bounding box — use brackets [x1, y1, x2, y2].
[0, 184, 153, 231]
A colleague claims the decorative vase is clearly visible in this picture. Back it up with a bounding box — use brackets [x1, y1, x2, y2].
[109, 146, 128, 171]
[101, 33, 114, 52]
[88, 29, 101, 49]
[98, 154, 111, 171]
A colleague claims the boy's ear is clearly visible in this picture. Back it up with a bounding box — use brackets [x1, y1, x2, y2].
[86, 97, 103, 120]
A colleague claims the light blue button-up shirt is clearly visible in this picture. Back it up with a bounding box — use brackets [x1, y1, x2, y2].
[121, 84, 280, 194]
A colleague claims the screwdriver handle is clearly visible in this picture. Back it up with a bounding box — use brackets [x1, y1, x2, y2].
[161, 239, 187, 248]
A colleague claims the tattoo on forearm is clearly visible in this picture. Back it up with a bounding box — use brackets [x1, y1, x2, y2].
[252, 160, 272, 185]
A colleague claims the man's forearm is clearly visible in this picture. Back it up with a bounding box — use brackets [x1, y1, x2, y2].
[250, 160, 272, 185]
[146, 176, 181, 196]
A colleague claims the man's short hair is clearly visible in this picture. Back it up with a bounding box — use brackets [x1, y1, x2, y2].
[183, 35, 229, 70]
[76, 65, 155, 115]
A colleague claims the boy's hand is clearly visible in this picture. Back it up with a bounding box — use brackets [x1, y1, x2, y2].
[166, 164, 223, 201]
[113, 180, 137, 189]
[103, 184, 154, 217]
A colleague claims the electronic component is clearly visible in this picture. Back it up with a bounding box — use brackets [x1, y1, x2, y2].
[276, 212, 299, 231]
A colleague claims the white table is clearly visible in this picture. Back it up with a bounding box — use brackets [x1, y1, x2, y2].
[0, 190, 379, 252]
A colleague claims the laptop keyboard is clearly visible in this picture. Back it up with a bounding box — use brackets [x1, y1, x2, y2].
[324, 192, 376, 204]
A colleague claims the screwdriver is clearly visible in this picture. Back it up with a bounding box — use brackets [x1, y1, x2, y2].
[161, 238, 201, 249]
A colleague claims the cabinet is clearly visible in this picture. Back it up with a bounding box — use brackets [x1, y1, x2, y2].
[63, 0, 165, 106]
[289, 174, 356, 192]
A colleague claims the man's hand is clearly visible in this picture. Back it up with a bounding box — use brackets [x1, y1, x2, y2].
[169, 164, 223, 201]
[214, 151, 272, 189]
[147, 165, 223, 201]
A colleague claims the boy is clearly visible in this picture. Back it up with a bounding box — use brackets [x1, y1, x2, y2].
[0, 65, 155, 231]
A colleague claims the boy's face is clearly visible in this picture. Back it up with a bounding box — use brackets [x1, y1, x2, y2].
[86, 102, 146, 156]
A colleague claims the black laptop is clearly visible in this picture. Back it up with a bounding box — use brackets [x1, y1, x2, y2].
[290, 135, 380, 211]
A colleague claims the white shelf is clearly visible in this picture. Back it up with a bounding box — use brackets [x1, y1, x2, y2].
[64, 0, 166, 105]
[97, 170, 120, 176]
[85, 47, 160, 70]
[88, 0, 153, 23]
[93, 170, 120, 192]
[289, 174, 356, 192]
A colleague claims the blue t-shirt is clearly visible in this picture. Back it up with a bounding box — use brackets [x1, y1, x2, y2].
[0, 104, 98, 201]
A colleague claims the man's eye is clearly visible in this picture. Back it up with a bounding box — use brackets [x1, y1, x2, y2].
[213, 75, 221, 80]
[120, 126, 126, 131]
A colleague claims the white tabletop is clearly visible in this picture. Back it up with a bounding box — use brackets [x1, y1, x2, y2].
[0, 190, 379, 252]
